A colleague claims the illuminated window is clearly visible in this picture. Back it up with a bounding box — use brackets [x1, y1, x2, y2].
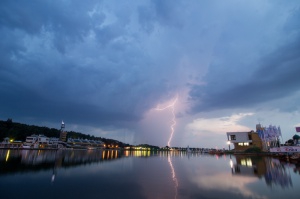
[238, 143, 243, 146]
[246, 159, 252, 166]
[241, 159, 246, 165]
[241, 158, 252, 166]
[244, 142, 249, 146]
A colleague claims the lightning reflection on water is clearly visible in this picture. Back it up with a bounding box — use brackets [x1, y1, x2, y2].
[168, 153, 179, 199]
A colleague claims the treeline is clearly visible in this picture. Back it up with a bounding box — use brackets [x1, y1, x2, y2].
[0, 119, 129, 147]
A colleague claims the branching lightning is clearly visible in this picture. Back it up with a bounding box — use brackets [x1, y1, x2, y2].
[155, 95, 178, 147]
[156, 95, 179, 199]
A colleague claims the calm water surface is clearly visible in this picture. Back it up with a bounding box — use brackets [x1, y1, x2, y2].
[1, 149, 300, 199]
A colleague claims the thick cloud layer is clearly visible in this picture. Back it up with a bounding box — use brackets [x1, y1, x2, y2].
[190, 36, 300, 112]
[1, 0, 299, 147]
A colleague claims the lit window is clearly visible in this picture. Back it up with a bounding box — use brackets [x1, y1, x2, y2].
[246, 159, 252, 166]
[241, 159, 246, 165]
[241, 158, 252, 166]
[244, 142, 249, 146]
[238, 143, 243, 146]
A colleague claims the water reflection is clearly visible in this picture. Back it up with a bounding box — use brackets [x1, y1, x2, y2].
[124, 150, 179, 199]
[124, 150, 153, 157]
[168, 153, 179, 199]
[231, 155, 293, 188]
[5, 149, 10, 161]
[0, 149, 121, 177]
[1, 150, 300, 199]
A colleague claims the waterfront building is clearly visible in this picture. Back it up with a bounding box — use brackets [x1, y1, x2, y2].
[0, 137, 22, 148]
[67, 138, 105, 149]
[59, 132, 67, 142]
[226, 124, 300, 153]
[22, 134, 60, 148]
[226, 131, 263, 152]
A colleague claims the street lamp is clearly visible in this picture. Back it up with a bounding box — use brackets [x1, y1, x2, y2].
[227, 141, 231, 151]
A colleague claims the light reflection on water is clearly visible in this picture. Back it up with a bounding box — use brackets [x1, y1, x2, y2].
[168, 154, 179, 199]
[0, 149, 300, 199]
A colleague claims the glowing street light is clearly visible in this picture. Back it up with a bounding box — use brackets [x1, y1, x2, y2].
[227, 141, 231, 151]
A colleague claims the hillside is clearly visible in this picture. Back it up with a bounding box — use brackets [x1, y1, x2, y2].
[0, 118, 128, 147]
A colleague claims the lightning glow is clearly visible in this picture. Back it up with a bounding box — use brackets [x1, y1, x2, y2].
[155, 95, 178, 147]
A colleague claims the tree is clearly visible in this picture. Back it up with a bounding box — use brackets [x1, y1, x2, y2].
[285, 139, 294, 146]
[293, 134, 300, 145]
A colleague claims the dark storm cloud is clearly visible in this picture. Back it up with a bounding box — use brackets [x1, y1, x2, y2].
[0, 0, 95, 52]
[0, 0, 178, 128]
[1, 0, 300, 143]
[189, 5, 300, 112]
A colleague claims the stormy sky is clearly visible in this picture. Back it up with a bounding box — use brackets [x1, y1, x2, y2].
[1, 0, 300, 148]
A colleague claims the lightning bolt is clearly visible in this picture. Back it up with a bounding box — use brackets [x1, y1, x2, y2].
[156, 95, 179, 199]
[155, 95, 178, 147]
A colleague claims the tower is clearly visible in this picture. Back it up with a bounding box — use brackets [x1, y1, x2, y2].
[59, 120, 67, 142]
[256, 123, 262, 131]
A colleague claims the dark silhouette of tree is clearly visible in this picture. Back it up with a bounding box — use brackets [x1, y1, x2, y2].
[293, 134, 300, 145]
[6, 118, 13, 128]
[285, 139, 294, 146]
[0, 119, 129, 147]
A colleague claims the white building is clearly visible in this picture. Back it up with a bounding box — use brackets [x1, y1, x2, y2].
[226, 131, 263, 151]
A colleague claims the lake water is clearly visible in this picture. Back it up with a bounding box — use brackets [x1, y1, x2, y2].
[1, 149, 299, 199]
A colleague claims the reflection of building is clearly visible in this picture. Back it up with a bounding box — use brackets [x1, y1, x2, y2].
[232, 156, 266, 178]
[226, 131, 263, 151]
[124, 150, 152, 157]
[264, 158, 293, 188]
[231, 156, 293, 188]
[0, 149, 121, 172]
